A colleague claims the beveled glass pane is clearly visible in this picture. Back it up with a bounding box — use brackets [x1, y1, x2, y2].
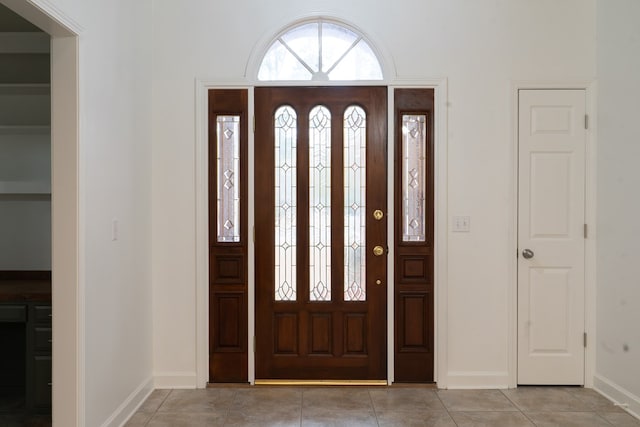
[258, 40, 313, 81]
[275, 106, 297, 301]
[309, 106, 331, 301]
[328, 40, 384, 81]
[281, 22, 319, 72]
[343, 106, 366, 302]
[216, 116, 240, 242]
[402, 115, 427, 242]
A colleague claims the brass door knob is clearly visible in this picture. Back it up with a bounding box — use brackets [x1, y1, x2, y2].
[373, 245, 385, 256]
[373, 209, 384, 220]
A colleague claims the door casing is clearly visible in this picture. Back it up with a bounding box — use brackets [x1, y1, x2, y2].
[195, 79, 449, 387]
[509, 81, 597, 389]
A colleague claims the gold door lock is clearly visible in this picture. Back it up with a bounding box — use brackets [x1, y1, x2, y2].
[373, 209, 384, 220]
[373, 245, 385, 256]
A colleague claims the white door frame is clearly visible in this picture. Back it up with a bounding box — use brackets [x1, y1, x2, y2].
[509, 81, 597, 388]
[0, 0, 82, 424]
[194, 79, 449, 387]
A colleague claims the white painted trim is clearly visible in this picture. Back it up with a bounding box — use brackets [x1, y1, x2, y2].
[0, 0, 82, 36]
[509, 81, 597, 388]
[100, 377, 154, 427]
[196, 79, 448, 387]
[50, 34, 83, 427]
[386, 88, 395, 384]
[247, 87, 256, 384]
[154, 372, 198, 389]
[446, 371, 510, 389]
[194, 79, 209, 389]
[595, 375, 640, 420]
[244, 14, 397, 84]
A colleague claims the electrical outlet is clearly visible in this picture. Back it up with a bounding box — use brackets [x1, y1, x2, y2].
[452, 215, 470, 232]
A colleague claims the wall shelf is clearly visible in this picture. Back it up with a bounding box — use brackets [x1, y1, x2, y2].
[0, 181, 51, 195]
[0, 125, 51, 135]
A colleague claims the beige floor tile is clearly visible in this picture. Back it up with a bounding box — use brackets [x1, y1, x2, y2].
[599, 412, 640, 426]
[502, 387, 592, 412]
[436, 389, 518, 411]
[138, 389, 171, 413]
[302, 387, 374, 412]
[524, 411, 613, 427]
[562, 387, 625, 412]
[450, 411, 535, 426]
[232, 387, 302, 411]
[302, 407, 378, 427]
[147, 412, 227, 427]
[376, 409, 456, 427]
[124, 412, 153, 427]
[157, 389, 236, 413]
[369, 388, 445, 411]
[225, 407, 301, 427]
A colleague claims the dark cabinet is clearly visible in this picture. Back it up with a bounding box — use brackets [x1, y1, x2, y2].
[0, 302, 52, 415]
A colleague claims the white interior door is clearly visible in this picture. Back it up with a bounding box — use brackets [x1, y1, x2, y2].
[518, 89, 586, 385]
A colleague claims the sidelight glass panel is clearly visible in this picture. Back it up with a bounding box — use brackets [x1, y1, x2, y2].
[275, 106, 297, 301]
[402, 115, 427, 242]
[216, 115, 241, 242]
[309, 106, 332, 301]
[343, 106, 367, 301]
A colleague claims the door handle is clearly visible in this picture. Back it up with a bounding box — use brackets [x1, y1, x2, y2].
[522, 249, 534, 259]
[373, 245, 385, 256]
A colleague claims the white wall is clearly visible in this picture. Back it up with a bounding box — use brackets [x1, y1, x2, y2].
[3, 0, 155, 425]
[595, 0, 640, 416]
[151, 0, 596, 387]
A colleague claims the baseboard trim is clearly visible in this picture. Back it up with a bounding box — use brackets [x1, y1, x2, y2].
[444, 371, 510, 389]
[594, 374, 640, 420]
[154, 371, 198, 389]
[99, 377, 153, 427]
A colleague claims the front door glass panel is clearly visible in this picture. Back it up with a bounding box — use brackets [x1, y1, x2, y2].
[274, 106, 297, 301]
[343, 106, 367, 301]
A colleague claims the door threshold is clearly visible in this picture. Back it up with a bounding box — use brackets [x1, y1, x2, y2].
[254, 379, 388, 386]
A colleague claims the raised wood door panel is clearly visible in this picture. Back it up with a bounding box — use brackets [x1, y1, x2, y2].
[255, 87, 387, 380]
[517, 89, 585, 385]
[208, 89, 248, 383]
[393, 88, 434, 382]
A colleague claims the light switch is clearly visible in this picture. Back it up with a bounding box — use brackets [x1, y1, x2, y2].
[452, 215, 470, 232]
[112, 219, 119, 241]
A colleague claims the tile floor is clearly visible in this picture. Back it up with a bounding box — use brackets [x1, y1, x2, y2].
[125, 386, 640, 427]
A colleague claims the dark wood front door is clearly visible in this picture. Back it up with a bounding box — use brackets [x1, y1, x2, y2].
[255, 87, 387, 380]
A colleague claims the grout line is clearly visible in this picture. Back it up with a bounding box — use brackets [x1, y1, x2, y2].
[365, 388, 381, 427]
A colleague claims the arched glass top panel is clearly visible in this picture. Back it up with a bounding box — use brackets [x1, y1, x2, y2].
[258, 21, 384, 81]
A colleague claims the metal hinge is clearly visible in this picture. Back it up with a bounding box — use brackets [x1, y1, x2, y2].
[253, 226, 256, 243]
[583, 332, 587, 348]
[584, 224, 588, 239]
[253, 115, 256, 133]
[585, 114, 589, 130]
[253, 336, 256, 352]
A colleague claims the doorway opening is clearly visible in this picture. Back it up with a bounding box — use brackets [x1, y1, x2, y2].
[0, 0, 80, 424]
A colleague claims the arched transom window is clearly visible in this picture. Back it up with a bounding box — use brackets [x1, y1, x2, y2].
[258, 20, 384, 81]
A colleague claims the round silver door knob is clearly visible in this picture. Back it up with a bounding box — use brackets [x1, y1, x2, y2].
[522, 249, 534, 259]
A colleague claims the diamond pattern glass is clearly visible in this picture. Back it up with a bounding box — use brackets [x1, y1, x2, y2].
[275, 106, 297, 301]
[402, 115, 426, 242]
[309, 106, 332, 301]
[216, 116, 240, 243]
[344, 106, 366, 301]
